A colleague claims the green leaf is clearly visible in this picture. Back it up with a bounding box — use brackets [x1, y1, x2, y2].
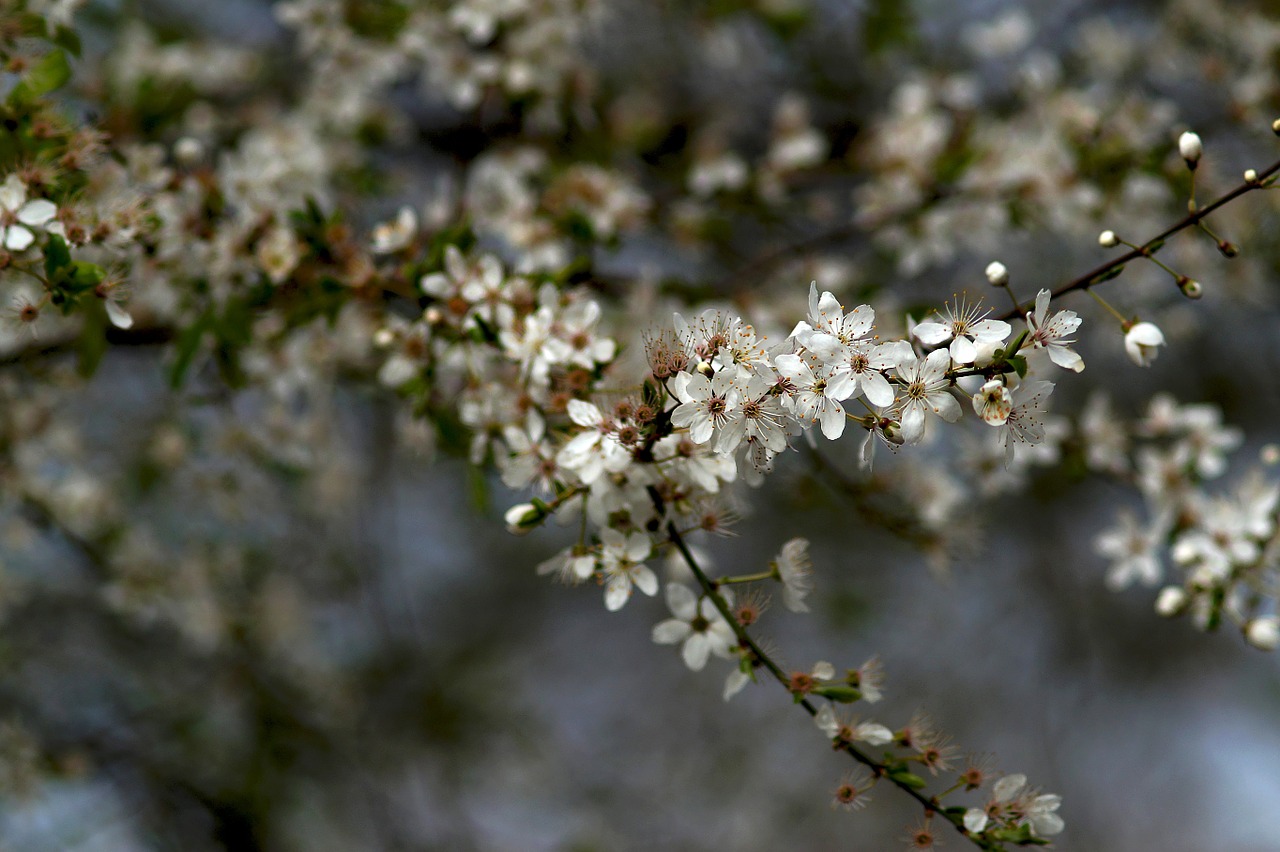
[77, 300, 108, 378]
[9, 49, 72, 105]
[43, 234, 71, 281]
[169, 310, 212, 388]
[52, 24, 82, 58]
[862, 0, 916, 54]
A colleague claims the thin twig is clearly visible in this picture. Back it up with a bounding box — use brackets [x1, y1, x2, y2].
[995, 156, 1280, 321]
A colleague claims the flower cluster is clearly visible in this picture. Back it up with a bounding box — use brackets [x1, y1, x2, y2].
[1089, 394, 1280, 649]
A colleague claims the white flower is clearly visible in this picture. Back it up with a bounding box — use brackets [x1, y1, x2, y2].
[972, 379, 1013, 426]
[964, 808, 989, 834]
[997, 380, 1055, 465]
[774, 353, 850, 440]
[720, 378, 790, 453]
[814, 705, 893, 746]
[1025, 289, 1084, 372]
[670, 369, 741, 449]
[1124, 321, 1165, 367]
[0, 175, 58, 252]
[790, 282, 875, 358]
[912, 298, 1010, 364]
[556, 399, 630, 484]
[599, 528, 657, 611]
[827, 340, 898, 408]
[774, 537, 813, 613]
[652, 584, 736, 670]
[1096, 511, 1165, 590]
[894, 348, 960, 444]
[370, 206, 418, 253]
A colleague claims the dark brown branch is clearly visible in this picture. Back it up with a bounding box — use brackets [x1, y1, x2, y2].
[995, 156, 1280, 321]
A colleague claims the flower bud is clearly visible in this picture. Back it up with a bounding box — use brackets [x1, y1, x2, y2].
[985, 261, 1009, 287]
[1155, 586, 1188, 617]
[504, 501, 545, 534]
[1177, 276, 1203, 299]
[1098, 230, 1119, 248]
[1246, 617, 1280, 651]
[1178, 131, 1202, 169]
[1216, 241, 1238, 258]
[173, 136, 204, 166]
[1272, 118, 1280, 137]
[1123, 321, 1165, 367]
[1245, 168, 1260, 185]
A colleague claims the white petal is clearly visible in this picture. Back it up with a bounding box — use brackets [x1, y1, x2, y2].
[723, 669, 750, 701]
[4, 225, 34, 251]
[567, 399, 602, 427]
[105, 300, 134, 330]
[933, 391, 962, 422]
[811, 660, 835, 680]
[17, 198, 57, 227]
[652, 619, 692, 645]
[682, 633, 711, 670]
[0, 175, 26, 212]
[949, 334, 977, 364]
[862, 371, 895, 407]
[631, 564, 659, 596]
[963, 809, 989, 834]
[901, 405, 925, 444]
[665, 582, 698, 620]
[819, 401, 846, 440]
[1047, 345, 1084, 372]
[913, 321, 951, 344]
[993, 774, 1027, 802]
[604, 578, 631, 611]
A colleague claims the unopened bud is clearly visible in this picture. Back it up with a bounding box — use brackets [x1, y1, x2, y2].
[1245, 168, 1260, 185]
[880, 420, 905, 446]
[984, 261, 1009, 287]
[373, 327, 396, 347]
[1245, 616, 1280, 651]
[1178, 131, 1202, 169]
[504, 501, 546, 534]
[814, 685, 863, 703]
[1177, 276, 1203, 299]
[1216, 240, 1238, 258]
[1155, 586, 1188, 617]
[1272, 118, 1280, 137]
[1098, 230, 1119, 248]
[173, 136, 204, 166]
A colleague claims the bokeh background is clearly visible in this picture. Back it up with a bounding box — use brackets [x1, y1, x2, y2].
[2, 0, 1280, 850]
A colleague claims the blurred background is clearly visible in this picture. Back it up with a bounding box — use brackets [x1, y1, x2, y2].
[2, 0, 1280, 850]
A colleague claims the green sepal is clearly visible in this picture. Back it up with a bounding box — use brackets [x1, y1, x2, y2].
[886, 769, 927, 789]
[989, 823, 1050, 845]
[813, 685, 863, 703]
